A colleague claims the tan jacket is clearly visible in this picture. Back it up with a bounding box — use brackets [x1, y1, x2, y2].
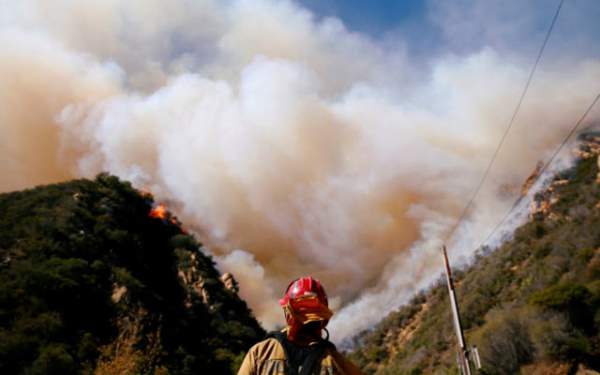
[237, 337, 363, 375]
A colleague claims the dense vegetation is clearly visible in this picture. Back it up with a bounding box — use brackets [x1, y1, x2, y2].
[350, 137, 600, 374]
[0, 174, 264, 375]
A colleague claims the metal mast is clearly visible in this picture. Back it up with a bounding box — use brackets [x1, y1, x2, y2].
[442, 245, 471, 375]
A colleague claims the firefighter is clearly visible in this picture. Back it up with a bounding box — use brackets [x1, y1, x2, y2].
[237, 276, 363, 375]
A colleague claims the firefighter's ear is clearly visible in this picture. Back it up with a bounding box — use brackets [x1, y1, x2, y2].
[282, 305, 292, 321]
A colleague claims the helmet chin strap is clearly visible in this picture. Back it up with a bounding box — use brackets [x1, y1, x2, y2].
[287, 316, 330, 343]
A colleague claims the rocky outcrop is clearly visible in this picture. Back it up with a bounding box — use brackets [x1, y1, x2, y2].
[178, 252, 212, 308]
[574, 133, 600, 160]
[530, 179, 566, 219]
[221, 272, 240, 293]
[111, 284, 128, 304]
[530, 133, 600, 218]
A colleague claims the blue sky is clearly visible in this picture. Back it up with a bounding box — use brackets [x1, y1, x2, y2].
[298, 0, 600, 61]
[299, 0, 443, 61]
[299, 0, 427, 36]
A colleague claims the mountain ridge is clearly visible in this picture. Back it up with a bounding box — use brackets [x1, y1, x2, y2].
[349, 133, 600, 374]
[0, 173, 264, 375]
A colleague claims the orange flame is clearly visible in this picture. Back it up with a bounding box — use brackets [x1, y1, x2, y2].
[149, 204, 167, 220]
[149, 204, 186, 232]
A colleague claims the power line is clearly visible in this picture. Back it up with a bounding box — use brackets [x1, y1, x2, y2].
[474, 91, 600, 252]
[445, 0, 565, 242]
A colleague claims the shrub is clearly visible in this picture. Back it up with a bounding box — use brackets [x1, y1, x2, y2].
[529, 282, 594, 333]
[529, 311, 590, 360]
[473, 307, 534, 375]
[31, 345, 76, 375]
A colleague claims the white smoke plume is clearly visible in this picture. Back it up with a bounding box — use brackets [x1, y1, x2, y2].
[1, 0, 599, 342]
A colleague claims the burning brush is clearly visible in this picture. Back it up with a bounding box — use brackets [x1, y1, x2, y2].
[149, 203, 184, 230]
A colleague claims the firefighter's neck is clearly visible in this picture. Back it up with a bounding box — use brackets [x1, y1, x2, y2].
[288, 322, 322, 346]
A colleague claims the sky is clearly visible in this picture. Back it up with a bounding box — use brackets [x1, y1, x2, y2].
[303, 0, 600, 60]
[300, 0, 439, 60]
[300, 0, 427, 36]
[0, 0, 599, 344]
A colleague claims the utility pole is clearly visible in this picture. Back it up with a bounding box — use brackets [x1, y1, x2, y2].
[441, 245, 472, 375]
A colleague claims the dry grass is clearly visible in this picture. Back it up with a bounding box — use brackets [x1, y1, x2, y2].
[93, 308, 167, 375]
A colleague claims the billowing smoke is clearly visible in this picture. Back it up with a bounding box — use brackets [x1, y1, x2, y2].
[1, 0, 599, 341]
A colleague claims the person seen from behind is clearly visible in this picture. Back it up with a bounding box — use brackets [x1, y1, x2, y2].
[237, 276, 363, 375]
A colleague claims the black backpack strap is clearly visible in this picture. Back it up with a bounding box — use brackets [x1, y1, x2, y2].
[265, 331, 335, 375]
[297, 342, 329, 375]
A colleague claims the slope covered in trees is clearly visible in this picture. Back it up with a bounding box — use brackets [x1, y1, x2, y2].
[350, 134, 600, 374]
[0, 174, 264, 375]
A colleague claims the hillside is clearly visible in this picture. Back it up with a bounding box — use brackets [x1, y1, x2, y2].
[349, 134, 600, 375]
[0, 174, 264, 375]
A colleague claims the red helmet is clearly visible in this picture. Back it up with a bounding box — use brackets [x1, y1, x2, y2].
[279, 277, 333, 340]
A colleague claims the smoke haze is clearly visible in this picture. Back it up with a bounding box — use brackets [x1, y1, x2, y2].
[1, 0, 599, 342]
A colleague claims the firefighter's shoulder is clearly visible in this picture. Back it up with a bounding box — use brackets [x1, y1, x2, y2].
[249, 337, 286, 362]
[237, 337, 286, 375]
[322, 346, 364, 375]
